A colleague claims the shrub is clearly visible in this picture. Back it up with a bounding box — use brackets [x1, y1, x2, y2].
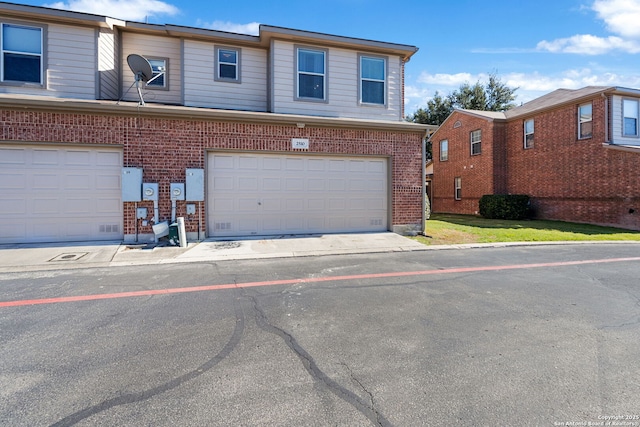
[479, 194, 531, 220]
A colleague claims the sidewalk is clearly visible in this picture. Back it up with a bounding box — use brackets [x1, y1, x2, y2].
[0, 232, 430, 273]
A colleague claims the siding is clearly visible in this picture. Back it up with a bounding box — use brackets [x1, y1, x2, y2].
[121, 32, 182, 105]
[97, 27, 118, 100]
[0, 22, 96, 99]
[183, 40, 267, 111]
[610, 95, 640, 145]
[271, 40, 403, 121]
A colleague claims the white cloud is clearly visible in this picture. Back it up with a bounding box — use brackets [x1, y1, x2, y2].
[45, 0, 179, 21]
[535, 0, 640, 54]
[197, 20, 260, 35]
[592, 0, 640, 38]
[537, 34, 640, 54]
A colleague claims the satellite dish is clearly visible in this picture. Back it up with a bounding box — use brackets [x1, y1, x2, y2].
[126, 54, 153, 105]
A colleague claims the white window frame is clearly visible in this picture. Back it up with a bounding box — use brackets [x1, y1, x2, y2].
[524, 119, 534, 149]
[358, 54, 386, 106]
[622, 98, 639, 137]
[470, 129, 482, 155]
[578, 102, 593, 139]
[215, 46, 241, 83]
[1, 22, 45, 86]
[439, 139, 448, 161]
[454, 177, 462, 201]
[145, 57, 168, 90]
[295, 46, 327, 102]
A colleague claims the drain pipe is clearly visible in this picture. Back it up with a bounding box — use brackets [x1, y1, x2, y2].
[421, 133, 427, 236]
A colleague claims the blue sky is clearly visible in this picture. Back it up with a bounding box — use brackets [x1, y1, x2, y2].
[15, 0, 640, 113]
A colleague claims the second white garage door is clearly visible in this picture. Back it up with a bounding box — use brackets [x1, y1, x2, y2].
[207, 153, 388, 237]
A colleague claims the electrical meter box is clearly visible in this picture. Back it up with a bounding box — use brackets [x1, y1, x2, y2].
[122, 168, 143, 202]
[186, 168, 204, 201]
[170, 183, 185, 201]
[142, 183, 159, 201]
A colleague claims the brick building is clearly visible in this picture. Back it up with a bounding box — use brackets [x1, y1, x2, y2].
[0, 3, 433, 244]
[431, 86, 640, 230]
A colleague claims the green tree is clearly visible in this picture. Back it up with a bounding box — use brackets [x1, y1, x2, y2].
[406, 73, 517, 159]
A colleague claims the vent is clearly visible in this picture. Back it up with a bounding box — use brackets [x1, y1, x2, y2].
[215, 222, 232, 230]
[99, 224, 119, 233]
[370, 219, 383, 226]
[453, 120, 462, 128]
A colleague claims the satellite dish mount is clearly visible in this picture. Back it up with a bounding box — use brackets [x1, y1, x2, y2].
[126, 54, 154, 106]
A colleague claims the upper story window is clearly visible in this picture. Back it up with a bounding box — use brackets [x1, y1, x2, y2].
[146, 58, 167, 89]
[296, 47, 326, 101]
[215, 47, 240, 83]
[470, 129, 482, 155]
[623, 98, 639, 137]
[439, 139, 448, 161]
[454, 177, 462, 200]
[359, 55, 386, 105]
[524, 119, 534, 149]
[1, 23, 43, 85]
[578, 103, 592, 139]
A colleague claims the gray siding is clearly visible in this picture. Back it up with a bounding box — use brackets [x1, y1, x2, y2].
[611, 95, 640, 146]
[183, 40, 267, 111]
[271, 40, 403, 121]
[97, 27, 119, 100]
[0, 22, 96, 99]
[121, 32, 182, 105]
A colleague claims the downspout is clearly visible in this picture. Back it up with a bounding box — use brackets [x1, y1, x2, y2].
[421, 131, 427, 235]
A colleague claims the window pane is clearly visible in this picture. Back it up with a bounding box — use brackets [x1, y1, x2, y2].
[580, 121, 592, 138]
[362, 80, 384, 104]
[624, 117, 637, 136]
[298, 50, 324, 73]
[299, 74, 324, 99]
[361, 57, 384, 80]
[219, 63, 236, 79]
[525, 119, 534, 134]
[147, 59, 165, 87]
[3, 52, 41, 83]
[3, 24, 41, 54]
[219, 49, 237, 64]
[579, 104, 592, 122]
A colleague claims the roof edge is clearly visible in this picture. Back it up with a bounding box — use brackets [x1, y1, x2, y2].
[0, 95, 429, 133]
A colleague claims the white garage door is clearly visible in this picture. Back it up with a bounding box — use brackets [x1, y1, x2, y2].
[207, 153, 388, 237]
[0, 144, 123, 244]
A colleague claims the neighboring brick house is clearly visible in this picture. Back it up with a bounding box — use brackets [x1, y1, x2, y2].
[431, 86, 640, 230]
[0, 3, 432, 244]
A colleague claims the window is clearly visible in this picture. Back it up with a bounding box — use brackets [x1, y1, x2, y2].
[470, 129, 481, 155]
[454, 177, 462, 200]
[1, 23, 43, 84]
[359, 55, 385, 105]
[297, 47, 326, 101]
[623, 99, 639, 137]
[578, 103, 592, 139]
[146, 58, 167, 88]
[215, 47, 240, 82]
[439, 139, 448, 161]
[524, 119, 534, 149]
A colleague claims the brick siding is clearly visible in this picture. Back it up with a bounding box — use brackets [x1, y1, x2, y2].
[1, 109, 424, 236]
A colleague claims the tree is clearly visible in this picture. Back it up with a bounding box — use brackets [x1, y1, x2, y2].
[406, 73, 518, 159]
[407, 73, 517, 127]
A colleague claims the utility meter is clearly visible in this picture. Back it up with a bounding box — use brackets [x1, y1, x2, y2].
[142, 183, 159, 201]
[170, 183, 185, 201]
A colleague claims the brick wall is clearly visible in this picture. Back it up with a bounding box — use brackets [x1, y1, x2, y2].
[432, 112, 498, 215]
[505, 96, 640, 230]
[1, 109, 425, 236]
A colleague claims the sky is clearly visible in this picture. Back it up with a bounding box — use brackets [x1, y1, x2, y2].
[13, 0, 640, 113]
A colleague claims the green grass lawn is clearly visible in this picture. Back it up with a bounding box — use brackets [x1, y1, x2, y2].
[412, 214, 640, 246]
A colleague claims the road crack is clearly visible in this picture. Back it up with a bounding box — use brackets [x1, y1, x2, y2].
[245, 290, 391, 427]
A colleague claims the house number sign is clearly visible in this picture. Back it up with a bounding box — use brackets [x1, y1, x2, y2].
[292, 138, 309, 149]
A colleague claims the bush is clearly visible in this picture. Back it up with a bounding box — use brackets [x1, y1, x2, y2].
[479, 194, 531, 220]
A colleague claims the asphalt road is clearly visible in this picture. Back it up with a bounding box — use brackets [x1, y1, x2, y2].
[1, 243, 640, 426]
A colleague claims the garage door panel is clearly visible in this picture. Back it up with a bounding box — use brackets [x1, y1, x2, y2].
[208, 152, 387, 237]
[0, 144, 122, 244]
